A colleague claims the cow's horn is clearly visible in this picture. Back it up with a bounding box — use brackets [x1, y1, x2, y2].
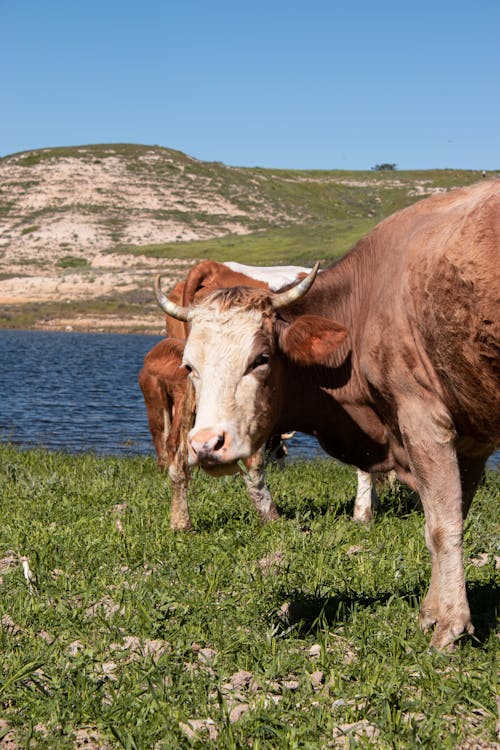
[271, 261, 320, 309]
[154, 275, 192, 321]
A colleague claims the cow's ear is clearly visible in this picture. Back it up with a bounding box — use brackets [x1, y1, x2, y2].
[280, 314, 348, 365]
[182, 260, 221, 305]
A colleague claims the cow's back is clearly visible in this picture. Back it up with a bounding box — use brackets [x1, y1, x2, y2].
[359, 181, 500, 445]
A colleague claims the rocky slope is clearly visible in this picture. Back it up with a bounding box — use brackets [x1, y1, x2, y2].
[0, 144, 485, 332]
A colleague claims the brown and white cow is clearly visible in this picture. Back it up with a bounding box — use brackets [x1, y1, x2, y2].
[140, 260, 382, 529]
[140, 261, 312, 530]
[155, 181, 500, 648]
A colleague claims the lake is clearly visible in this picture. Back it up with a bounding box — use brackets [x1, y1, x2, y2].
[0, 329, 497, 468]
[0, 329, 325, 460]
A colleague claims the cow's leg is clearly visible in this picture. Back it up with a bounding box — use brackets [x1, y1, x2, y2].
[168, 378, 197, 532]
[139, 370, 170, 469]
[240, 448, 280, 522]
[168, 447, 191, 531]
[398, 401, 475, 649]
[458, 453, 487, 517]
[352, 469, 379, 523]
[157, 381, 171, 469]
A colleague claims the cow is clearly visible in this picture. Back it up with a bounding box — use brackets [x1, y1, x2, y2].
[140, 260, 382, 529]
[155, 181, 500, 648]
[140, 261, 313, 531]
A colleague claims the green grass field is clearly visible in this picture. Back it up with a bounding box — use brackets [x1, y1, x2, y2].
[0, 445, 498, 748]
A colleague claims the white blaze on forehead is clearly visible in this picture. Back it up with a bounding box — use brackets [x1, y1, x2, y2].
[223, 262, 313, 291]
[184, 303, 265, 457]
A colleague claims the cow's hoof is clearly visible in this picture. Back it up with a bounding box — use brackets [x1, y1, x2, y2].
[259, 507, 280, 523]
[170, 521, 194, 532]
[418, 609, 438, 634]
[428, 620, 474, 651]
[352, 510, 372, 524]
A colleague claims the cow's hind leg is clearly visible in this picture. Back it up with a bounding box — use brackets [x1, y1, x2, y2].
[240, 448, 280, 522]
[352, 469, 380, 523]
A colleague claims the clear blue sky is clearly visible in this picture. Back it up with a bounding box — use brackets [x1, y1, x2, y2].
[2, 0, 499, 170]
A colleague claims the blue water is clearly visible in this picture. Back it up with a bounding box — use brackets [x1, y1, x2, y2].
[0, 329, 497, 468]
[0, 329, 324, 460]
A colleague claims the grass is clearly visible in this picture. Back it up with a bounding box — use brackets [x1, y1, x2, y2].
[0, 445, 498, 748]
[116, 219, 379, 267]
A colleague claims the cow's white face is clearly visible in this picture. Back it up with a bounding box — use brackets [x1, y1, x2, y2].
[182, 286, 349, 475]
[183, 294, 284, 475]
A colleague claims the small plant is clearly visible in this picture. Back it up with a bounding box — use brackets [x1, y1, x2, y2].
[20, 225, 39, 235]
[57, 255, 91, 269]
[17, 153, 45, 166]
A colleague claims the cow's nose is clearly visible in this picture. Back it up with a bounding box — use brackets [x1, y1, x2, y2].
[189, 428, 226, 461]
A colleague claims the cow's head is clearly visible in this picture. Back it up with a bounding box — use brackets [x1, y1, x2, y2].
[154, 264, 348, 473]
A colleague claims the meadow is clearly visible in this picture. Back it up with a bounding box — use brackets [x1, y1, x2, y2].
[0, 444, 498, 748]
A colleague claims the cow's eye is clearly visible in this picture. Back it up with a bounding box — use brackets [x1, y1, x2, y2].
[182, 362, 195, 376]
[252, 353, 269, 368]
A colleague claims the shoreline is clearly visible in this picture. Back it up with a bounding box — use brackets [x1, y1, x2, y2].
[0, 311, 166, 336]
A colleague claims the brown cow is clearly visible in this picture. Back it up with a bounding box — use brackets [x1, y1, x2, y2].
[155, 181, 500, 648]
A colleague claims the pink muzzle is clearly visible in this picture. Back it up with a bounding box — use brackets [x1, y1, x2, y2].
[189, 428, 230, 465]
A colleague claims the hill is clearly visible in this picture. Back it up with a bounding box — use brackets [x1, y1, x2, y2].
[0, 143, 487, 332]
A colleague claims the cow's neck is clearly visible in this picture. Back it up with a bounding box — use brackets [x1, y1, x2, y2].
[282, 240, 374, 387]
[283, 238, 374, 337]
[275, 241, 393, 472]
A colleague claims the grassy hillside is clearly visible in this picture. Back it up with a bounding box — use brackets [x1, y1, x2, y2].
[112, 159, 484, 266]
[0, 445, 498, 748]
[0, 143, 489, 329]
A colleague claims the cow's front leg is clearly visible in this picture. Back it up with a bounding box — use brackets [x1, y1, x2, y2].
[419, 453, 486, 633]
[167, 381, 195, 532]
[240, 448, 280, 522]
[421, 503, 473, 649]
[399, 401, 473, 649]
[168, 454, 191, 531]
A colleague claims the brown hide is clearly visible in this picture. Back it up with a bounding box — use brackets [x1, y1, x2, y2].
[181, 260, 272, 306]
[271, 180, 500, 463]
